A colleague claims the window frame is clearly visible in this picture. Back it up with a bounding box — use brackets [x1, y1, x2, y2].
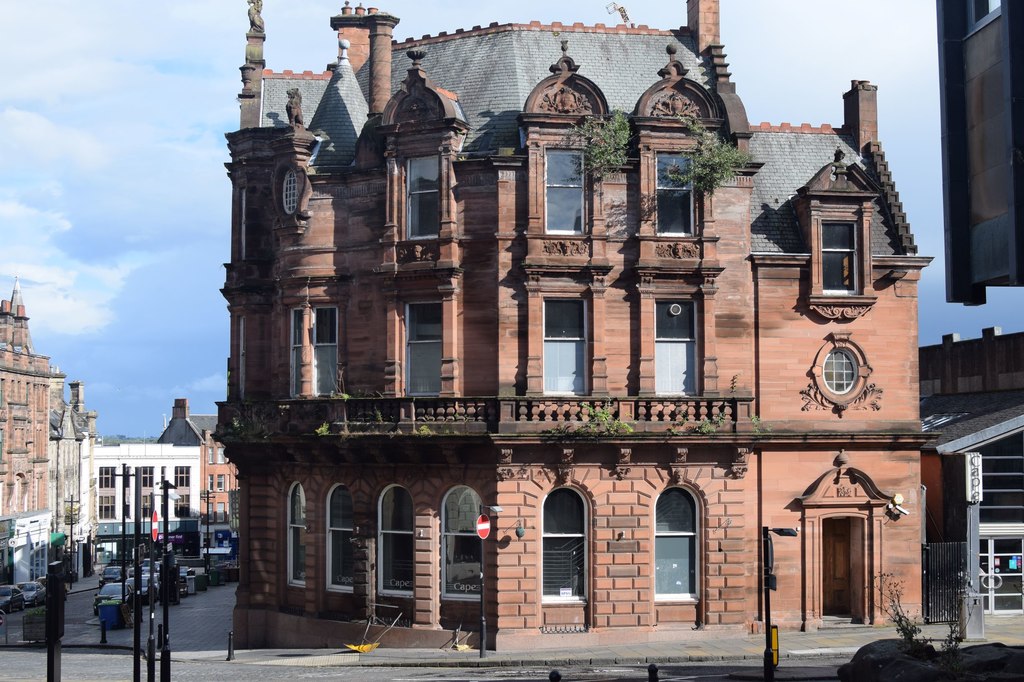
[823, 348, 858, 395]
[656, 153, 694, 235]
[821, 222, 858, 294]
[543, 299, 587, 396]
[327, 484, 354, 592]
[406, 155, 441, 239]
[541, 488, 587, 603]
[378, 485, 415, 597]
[405, 302, 442, 396]
[99, 495, 116, 520]
[282, 169, 298, 215]
[290, 308, 304, 397]
[313, 307, 338, 396]
[99, 467, 116, 490]
[441, 486, 483, 601]
[654, 487, 699, 601]
[655, 301, 697, 395]
[288, 483, 306, 586]
[545, 149, 585, 234]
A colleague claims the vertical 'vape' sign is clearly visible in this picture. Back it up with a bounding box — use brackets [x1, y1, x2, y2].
[966, 452, 983, 504]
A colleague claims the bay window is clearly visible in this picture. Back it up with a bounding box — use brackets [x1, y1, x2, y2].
[407, 156, 439, 238]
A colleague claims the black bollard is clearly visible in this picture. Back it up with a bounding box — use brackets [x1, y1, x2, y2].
[100, 619, 107, 644]
[549, 671, 561, 682]
[648, 663, 659, 682]
[226, 630, 235, 661]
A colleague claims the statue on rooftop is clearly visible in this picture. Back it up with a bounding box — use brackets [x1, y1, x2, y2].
[286, 88, 305, 128]
[248, 0, 265, 33]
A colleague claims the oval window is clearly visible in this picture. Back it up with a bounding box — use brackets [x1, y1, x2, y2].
[282, 169, 298, 215]
[823, 349, 857, 394]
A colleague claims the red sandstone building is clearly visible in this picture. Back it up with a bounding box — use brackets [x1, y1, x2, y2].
[220, 1, 931, 649]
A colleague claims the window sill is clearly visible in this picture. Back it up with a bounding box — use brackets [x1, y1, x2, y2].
[442, 593, 482, 602]
[542, 597, 587, 605]
[288, 580, 306, 589]
[378, 590, 414, 598]
[327, 585, 354, 594]
[655, 595, 699, 603]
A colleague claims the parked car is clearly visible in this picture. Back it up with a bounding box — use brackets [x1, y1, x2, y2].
[0, 585, 25, 612]
[93, 583, 134, 615]
[16, 581, 45, 607]
[99, 565, 124, 587]
[177, 566, 195, 597]
[137, 571, 161, 605]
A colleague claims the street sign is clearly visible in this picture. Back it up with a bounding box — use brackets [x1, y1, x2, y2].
[151, 511, 159, 542]
[476, 514, 490, 540]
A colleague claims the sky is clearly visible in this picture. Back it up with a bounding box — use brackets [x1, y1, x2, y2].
[2, 0, 1021, 436]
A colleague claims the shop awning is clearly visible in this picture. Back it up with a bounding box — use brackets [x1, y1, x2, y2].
[50, 532, 67, 546]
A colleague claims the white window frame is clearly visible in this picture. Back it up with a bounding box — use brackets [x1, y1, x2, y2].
[441, 486, 482, 601]
[313, 307, 338, 396]
[655, 487, 699, 601]
[282, 170, 298, 215]
[288, 483, 306, 586]
[545, 149, 584, 234]
[543, 299, 587, 396]
[823, 349, 857, 395]
[821, 222, 857, 294]
[290, 308, 304, 397]
[656, 153, 693, 234]
[407, 156, 440, 239]
[405, 302, 442, 396]
[655, 301, 697, 395]
[217, 474, 225, 492]
[327, 484, 354, 592]
[378, 485, 414, 597]
[541, 488, 587, 603]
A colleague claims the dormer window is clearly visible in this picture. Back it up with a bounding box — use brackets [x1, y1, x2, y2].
[656, 154, 693, 234]
[407, 156, 439, 238]
[546, 150, 584, 233]
[822, 222, 857, 293]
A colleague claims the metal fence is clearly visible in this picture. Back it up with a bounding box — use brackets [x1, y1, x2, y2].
[922, 541, 967, 623]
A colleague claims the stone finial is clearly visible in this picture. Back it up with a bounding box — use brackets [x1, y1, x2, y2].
[339, 38, 351, 62]
[407, 49, 426, 67]
[834, 449, 850, 467]
[560, 39, 569, 54]
[667, 44, 677, 57]
[247, 0, 265, 33]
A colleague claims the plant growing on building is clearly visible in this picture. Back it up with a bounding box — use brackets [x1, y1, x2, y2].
[314, 421, 331, 436]
[667, 116, 751, 195]
[751, 415, 772, 435]
[543, 402, 633, 439]
[693, 412, 726, 435]
[567, 110, 632, 180]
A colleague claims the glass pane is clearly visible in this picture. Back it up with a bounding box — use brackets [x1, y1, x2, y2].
[408, 340, 441, 394]
[408, 156, 438, 192]
[657, 189, 692, 233]
[823, 252, 854, 290]
[545, 301, 584, 339]
[381, 532, 414, 592]
[290, 526, 305, 581]
[544, 339, 584, 394]
[409, 191, 439, 238]
[655, 341, 695, 394]
[408, 304, 442, 341]
[985, 457, 1024, 474]
[315, 309, 336, 344]
[657, 154, 690, 189]
[823, 350, 856, 393]
[981, 507, 1024, 523]
[543, 536, 585, 597]
[979, 433, 1024, 457]
[655, 535, 695, 595]
[444, 487, 481, 533]
[823, 223, 855, 250]
[656, 302, 694, 339]
[656, 489, 695, 533]
[291, 347, 302, 395]
[444, 535, 481, 596]
[544, 489, 584, 535]
[291, 309, 304, 345]
[290, 485, 305, 525]
[381, 487, 413, 531]
[330, 487, 353, 529]
[547, 151, 582, 186]
[547, 187, 583, 232]
[330, 529, 353, 587]
[314, 345, 337, 395]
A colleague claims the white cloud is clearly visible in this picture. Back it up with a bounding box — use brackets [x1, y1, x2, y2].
[0, 108, 109, 171]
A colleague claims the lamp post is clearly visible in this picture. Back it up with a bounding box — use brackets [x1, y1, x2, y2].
[159, 470, 179, 682]
[477, 504, 502, 659]
[201, 490, 212, 574]
[762, 526, 798, 682]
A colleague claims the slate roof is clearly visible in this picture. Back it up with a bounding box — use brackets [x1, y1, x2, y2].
[157, 413, 216, 446]
[920, 390, 1024, 449]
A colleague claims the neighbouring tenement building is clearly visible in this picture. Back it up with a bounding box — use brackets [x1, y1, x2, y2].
[219, 1, 931, 649]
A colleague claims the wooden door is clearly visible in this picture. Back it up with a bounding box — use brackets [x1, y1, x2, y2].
[823, 518, 851, 615]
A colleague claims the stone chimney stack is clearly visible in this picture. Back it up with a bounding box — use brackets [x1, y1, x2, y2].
[172, 398, 189, 421]
[70, 381, 84, 412]
[687, 0, 721, 55]
[331, 5, 399, 116]
[843, 80, 878, 153]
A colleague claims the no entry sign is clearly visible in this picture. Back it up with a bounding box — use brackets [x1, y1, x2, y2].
[151, 511, 159, 542]
[476, 514, 490, 539]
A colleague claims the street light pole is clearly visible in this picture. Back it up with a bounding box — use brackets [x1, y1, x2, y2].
[203, 491, 211, 574]
[762, 526, 798, 682]
[159, 469, 178, 682]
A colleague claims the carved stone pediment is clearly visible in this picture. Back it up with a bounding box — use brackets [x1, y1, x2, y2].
[634, 46, 719, 121]
[542, 239, 589, 257]
[799, 466, 893, 509]
[524, 41, 608, 117]
[397, 241, 440, 264]
[654, 241, 701, 259]
[382, 49, 463, 127]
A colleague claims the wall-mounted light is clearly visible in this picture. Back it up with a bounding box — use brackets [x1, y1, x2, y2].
[515, 526, 526, 539]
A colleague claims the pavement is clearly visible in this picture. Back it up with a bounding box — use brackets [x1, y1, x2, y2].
[8, 575, 1024, 677]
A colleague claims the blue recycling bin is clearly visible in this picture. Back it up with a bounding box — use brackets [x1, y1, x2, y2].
[98, 602, 123, 630]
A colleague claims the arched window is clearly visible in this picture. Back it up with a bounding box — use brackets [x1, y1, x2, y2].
[542, 488, 586, 600]
[327, 485, 353, 590]
[288, 483, 306, 585]
[379, 486, 414, 595]
[442, 486, 482, 599]
[655, 488, 698, 599]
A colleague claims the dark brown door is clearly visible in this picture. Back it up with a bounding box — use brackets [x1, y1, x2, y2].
[823, 518, 851, 616]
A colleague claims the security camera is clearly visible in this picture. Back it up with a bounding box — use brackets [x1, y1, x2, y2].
[894, 505, 909, 516]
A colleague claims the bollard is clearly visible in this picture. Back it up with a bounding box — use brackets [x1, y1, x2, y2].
[100, 620, 107, 644]
[549, 671, 561, 682]
[227, 630, 235, 661]
[158, 624, 163, 648]
[648, 663, 659, 682]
